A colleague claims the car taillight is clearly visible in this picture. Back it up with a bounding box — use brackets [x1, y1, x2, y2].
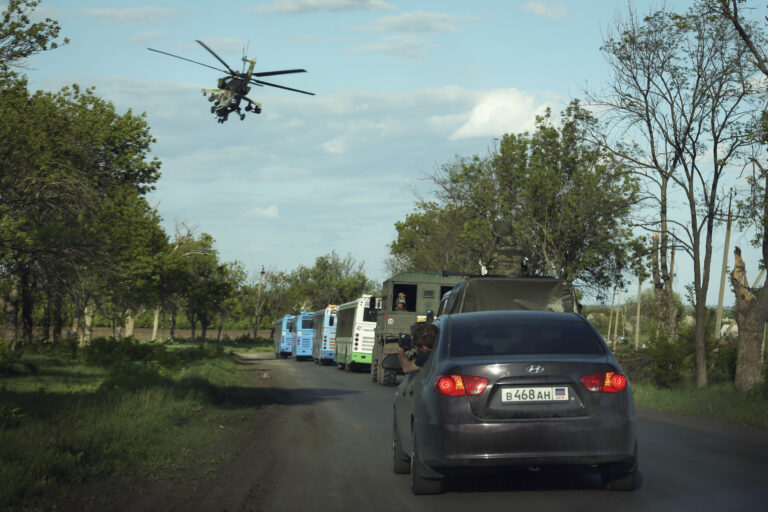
[581, 372, 628, 393]
[435, 375, 488, 396]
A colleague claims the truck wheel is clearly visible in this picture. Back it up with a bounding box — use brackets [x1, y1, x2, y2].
[382, 368, 397, 386]
[371, 355, 379, 382]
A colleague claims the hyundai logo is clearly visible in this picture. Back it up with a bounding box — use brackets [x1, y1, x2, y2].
[526, 364, 544, 375]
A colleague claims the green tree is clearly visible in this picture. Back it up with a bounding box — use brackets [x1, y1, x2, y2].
[0, 80, 161, 347]
[288, 251, 376, 311]
[396, 101, 640, 295]
[0, 0, 67, 72]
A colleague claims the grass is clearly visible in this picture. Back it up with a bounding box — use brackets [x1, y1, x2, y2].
[632, 381, 768, 430]
[0, 338, 263, 512]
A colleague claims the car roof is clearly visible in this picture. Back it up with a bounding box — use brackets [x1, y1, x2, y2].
[442, 310, 584, 325]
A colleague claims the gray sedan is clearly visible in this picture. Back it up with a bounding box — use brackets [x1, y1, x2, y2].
[389, 310, 638, 494]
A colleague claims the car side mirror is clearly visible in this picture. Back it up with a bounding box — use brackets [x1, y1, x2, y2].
[382, 353, 401, 371]
[426, 310, 435, 323]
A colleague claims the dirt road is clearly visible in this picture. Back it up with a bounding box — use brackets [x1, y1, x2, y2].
[62, 352, 768, 512]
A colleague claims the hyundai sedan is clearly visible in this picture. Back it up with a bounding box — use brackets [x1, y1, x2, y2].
[389, 310, 638, 494]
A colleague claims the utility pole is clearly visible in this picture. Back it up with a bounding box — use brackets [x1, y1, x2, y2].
[635, 276, 642, 349]
[715, 197, 732, 341]
[606, 286, 617, 341]
[612, 286, 623, 351]
[254, 267, 265, 341]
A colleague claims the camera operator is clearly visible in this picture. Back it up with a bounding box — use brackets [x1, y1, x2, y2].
[398, 322, 438, 374]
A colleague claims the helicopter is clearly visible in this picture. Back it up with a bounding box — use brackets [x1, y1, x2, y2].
[148, 40, 314, 123]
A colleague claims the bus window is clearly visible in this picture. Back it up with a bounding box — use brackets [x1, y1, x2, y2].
[302, 317, 314, 329]
[363, 306, 377, 322]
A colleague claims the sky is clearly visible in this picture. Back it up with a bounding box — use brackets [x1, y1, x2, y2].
[16, 0, 766, 306]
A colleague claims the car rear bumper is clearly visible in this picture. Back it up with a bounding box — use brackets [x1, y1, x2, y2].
[417, 416, 636, 471]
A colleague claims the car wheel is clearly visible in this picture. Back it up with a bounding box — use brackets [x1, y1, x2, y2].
[410, 430, 444, 495]
[602, 442, 638, 491]
[393, 417, 409, 474]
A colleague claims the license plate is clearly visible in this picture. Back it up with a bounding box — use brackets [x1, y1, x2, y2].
[501, 386, 569, 403]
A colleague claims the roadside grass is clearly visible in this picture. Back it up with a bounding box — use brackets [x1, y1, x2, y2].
[632, 382, 768, 430]
[0, 338, 263, 512]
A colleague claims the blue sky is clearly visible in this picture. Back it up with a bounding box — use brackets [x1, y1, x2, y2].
[18, 0, 765, 306]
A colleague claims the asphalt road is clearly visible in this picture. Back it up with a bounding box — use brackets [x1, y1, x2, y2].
[244, 353, 768, 512]
[63, 352, 768, 512]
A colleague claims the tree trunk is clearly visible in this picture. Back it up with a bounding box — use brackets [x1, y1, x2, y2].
[731, 247, 768, 391]
[125, 314, 135, 338]
[152, 306, 160, 340]
[20, 268, 33, 346]
[651, 234, 678, 345]
[51, 289, 63, 344]
[7, 271, 21, 350]
[169, 308, 177, 341]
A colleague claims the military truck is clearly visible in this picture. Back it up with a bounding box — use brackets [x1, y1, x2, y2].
[371, 272, 463, 386]
[437, 275, 578, 316]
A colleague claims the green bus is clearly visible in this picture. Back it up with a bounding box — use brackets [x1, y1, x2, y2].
[334, 294, 377, 372]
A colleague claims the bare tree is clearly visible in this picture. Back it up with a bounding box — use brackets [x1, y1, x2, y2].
[591, 5, 758, 387]
[709, 0, 768, 391]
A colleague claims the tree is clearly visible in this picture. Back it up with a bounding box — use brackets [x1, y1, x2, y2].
[396, 101, 640, 296]
[0, 80, 161, 347]
[493, 102, 640, 293]
[388, 201, 486, 275]
[593, 5, 757, 387]
[0, 0, 67, 72]
[288, 251, 376, 311]
[708, 0, 768, 391]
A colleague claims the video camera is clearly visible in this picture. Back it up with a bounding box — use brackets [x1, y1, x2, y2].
[397, 332, 413, 352]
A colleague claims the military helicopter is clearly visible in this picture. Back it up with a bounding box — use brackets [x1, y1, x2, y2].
[148, 40, 313, 123]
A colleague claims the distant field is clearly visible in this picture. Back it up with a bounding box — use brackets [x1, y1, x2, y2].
[0, 327, 273, 342]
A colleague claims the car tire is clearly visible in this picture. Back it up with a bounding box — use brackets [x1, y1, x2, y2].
[410, 431, 444, 495]
[393, 417, 410, 474]
[602, 443, 639, 491]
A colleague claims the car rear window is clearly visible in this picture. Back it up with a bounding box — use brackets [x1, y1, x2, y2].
[449, 318, 604, 356]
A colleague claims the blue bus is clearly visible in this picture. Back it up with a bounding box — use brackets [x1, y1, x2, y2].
[273, 314, 295, 359]
[291, 311, 314, 361]
[312, 305, 338, 365]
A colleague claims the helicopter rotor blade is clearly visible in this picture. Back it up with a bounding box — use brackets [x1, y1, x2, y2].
[196, 39, 238, 75]
[251, 78, 315, 96]
[148, 47, 230, 75]
[253, 69, 307, 77]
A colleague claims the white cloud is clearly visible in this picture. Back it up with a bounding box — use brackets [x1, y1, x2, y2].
[358, 11, 471, 33]
[322, 137, 348, 154]
[450, 89, 552, 139]
[252, 0, 395, 14]
[245, 205, 280, 218]
[129, 30, 164, 44]
[349, 36, 434, 57]
[80, 7, 182, 23]
[520, 1, 569, 21]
